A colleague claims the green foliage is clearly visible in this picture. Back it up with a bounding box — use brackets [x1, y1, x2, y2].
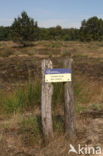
[0, 26, 10, 41]
[1, 13, 103, 42]
[80, 16, 103, 41]
[11, 11, 38, 46]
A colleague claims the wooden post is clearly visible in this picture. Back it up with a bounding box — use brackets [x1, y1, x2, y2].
[64, 59, 75, 138]
[41, 59, 53, 139]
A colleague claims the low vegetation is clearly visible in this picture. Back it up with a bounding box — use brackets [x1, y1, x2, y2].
[0, 41, 103, 155]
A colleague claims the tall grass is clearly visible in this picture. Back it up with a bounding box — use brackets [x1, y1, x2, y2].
[20, 115, 42, 136]
[2, 81, 41, 114]
[53, 115, 64, 133]
[0, 74, 92, 115]
[19, 115, 43, 146]
[74, 76, 90, 104]
[52, 83, 64, 109]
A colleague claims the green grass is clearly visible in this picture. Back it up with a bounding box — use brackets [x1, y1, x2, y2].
[18, 114, 64, 146]
[52, 83, 64, 109]
[88, 103, 103, 111]
[74, 76, 90, 104]
[75, 102, 87, 113]
[45, 41, 62, 48]
[0, 75, 91, 115]
[19, 115, 64, 137]
[1, 81, 41, 114]
[53, 115, 64, 133]
[19, 115, 42, 136]
[19, 115, 43, 146]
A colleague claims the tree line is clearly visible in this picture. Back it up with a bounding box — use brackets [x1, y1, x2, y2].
[0, 11, 103, 44]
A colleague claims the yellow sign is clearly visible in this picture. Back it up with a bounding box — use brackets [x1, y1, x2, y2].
[45, 69, 71, 83]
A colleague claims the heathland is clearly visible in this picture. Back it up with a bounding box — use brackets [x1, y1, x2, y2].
[0, 41, 103, 155]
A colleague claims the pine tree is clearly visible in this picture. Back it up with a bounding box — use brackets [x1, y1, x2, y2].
[11, 11, 38, 46]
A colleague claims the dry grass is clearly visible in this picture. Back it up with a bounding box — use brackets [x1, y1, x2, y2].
[1, 40, 103, 59]
[0, 41, 103, 155]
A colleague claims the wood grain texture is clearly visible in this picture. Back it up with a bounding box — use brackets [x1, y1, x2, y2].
[64, 59, 75, 138]
[41, 59, 53, 139]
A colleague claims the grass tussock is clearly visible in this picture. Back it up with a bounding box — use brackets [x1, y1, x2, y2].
[19, 115, 43, 146]
[0, 81, 41, 114]
[0, 74, 103, 115]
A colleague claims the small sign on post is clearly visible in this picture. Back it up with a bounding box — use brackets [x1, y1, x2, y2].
[41, 59, 75, 141]
[45, 68, 71, 83]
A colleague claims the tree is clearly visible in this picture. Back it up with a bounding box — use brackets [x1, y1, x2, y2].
[80, 16, 103, 41]
[11, 11, 38, 46]
[0, 26, 10, 41]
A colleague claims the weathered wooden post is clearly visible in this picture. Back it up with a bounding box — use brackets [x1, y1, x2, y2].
[41, 59, 53, 139]
[64, 59, 75, 138]
[41, 58, 75, 140]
